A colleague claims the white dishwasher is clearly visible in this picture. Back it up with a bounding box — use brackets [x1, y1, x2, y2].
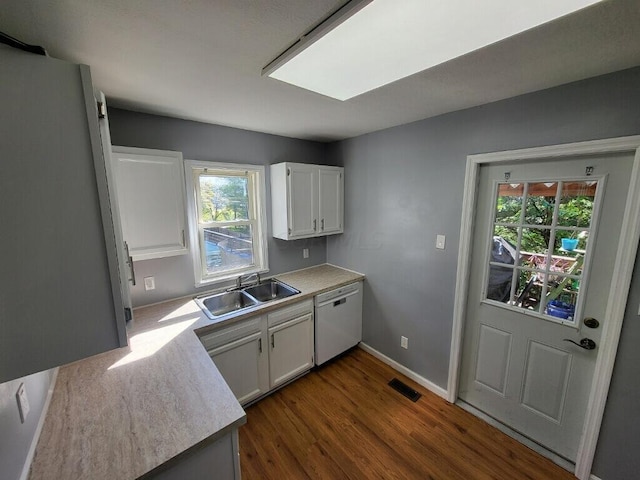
[314, 281, 363, 366]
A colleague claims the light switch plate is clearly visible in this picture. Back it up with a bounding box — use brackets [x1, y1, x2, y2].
[144, 276, 156, 291]
[16, 383, 29, 423]
[303, 248, 309, 259]
[436, 234, 446, 250]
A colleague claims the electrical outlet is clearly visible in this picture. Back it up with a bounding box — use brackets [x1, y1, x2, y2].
[401, 336, 408, 349]
[144, 276, 156, 291]
[16, 383, 30, 424]
[436, 234, 446, 250]
[303, 248, 309, 259]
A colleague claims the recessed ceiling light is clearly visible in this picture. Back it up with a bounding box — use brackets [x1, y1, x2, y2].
[264, 0, 604, 101]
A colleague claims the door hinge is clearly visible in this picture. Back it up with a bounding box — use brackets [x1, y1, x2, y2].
[97, 101, 106, 119]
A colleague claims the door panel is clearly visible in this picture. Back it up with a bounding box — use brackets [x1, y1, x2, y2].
[521, 341, 572, 422]
[474, 325, 512, 395]
[459, 153, 634, 462]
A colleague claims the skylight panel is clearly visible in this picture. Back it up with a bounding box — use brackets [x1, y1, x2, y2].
[265, 0, 604, 101]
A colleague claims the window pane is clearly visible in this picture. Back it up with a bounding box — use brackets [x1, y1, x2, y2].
[557, 181, 596, 228]
[199, 175, 249, 222]
[524, 182, 557, 226]
[545, 276, 579, 321]
[519, 227, 551, 270]
[492, 226, 519, 254]
[553, 231, 587, 276]
[487, 234, 517, 303]
[204, 225, 254, 274]
[495, 183, 524, 224]
[513, 268, 542, 312]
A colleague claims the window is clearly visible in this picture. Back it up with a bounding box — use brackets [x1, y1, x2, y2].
[185, 161, 268, 286]
[483, 179, 600, 325]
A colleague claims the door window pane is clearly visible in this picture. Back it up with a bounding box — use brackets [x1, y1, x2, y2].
[558, 181, 596, 228]
[513, 269, 542, 312]
[495, 184, 524, 224]
[525, 182, 557, 226]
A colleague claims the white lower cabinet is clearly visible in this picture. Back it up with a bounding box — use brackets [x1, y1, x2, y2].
[268, 306, 314, 389]
[200, 317, 269, 405]
[200, 299, 314, 405]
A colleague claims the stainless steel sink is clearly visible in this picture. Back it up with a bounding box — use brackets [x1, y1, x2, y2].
[242, 279, 300, 302]
[195, 279, 300, 320]
[195, 290, 258, 320]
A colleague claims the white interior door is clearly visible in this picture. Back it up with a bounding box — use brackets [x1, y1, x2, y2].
[459, 152, 634, 462]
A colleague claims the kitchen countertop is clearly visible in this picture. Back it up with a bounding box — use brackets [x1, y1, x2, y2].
[28, 264, 364, 479]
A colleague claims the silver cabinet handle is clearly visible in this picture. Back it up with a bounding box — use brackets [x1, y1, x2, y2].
[258, 338, 262, 353]
[124, 241, 136, 286]
[271, 333, 275, 349]
[313, 219, 317, 231]
[321, 219, 324, 231]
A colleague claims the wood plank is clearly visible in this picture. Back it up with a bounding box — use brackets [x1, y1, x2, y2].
[239, 348, 576, 480]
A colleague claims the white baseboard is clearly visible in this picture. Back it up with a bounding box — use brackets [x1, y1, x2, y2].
[19, 368, 59, 480]
[590, 475, 602, 480]
[358, 343, 448, 400]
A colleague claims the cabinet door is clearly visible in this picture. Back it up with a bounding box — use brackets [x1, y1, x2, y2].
[111, 147, 187, 261]
[269, 313, 314, 389]
[318, 167, 344, 235]
[209, 331, 269, 405]
[287, 164, 318, 238]
[0, 48, 126, 383]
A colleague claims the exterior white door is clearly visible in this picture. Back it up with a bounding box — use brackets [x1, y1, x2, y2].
[459, 152, 634, 462]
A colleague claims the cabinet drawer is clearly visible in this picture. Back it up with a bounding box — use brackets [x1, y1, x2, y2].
[268, 299, 313, 328]
[199, 316, 264, 351]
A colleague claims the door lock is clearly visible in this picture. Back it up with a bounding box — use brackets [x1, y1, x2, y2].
[563, 338, 596, 350]
[583, 317, 600, 329]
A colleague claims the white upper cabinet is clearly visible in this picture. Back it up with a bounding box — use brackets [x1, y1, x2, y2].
[271, 162, 344, 240]
[318, 166, 343, 235]
[111, 147, 188, 261]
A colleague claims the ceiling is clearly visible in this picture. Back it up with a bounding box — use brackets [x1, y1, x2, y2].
[2, 0, 640, 142]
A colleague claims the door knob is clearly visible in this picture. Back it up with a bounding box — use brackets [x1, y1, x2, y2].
[563, 338, 596, 350]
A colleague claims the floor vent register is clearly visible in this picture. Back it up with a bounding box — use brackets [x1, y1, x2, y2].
[388, 378, 421, 402]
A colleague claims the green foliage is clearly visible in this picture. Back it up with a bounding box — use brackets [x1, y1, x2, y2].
[199, 176, 249, 223]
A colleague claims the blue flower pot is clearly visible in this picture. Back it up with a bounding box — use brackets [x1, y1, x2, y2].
[547, 300, 575, 319]
[561, 238, 578, 251]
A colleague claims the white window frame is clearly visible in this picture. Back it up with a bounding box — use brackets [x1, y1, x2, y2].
[184, 160, 269, 287]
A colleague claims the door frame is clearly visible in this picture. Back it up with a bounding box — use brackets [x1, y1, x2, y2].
[447, 135, 640, 479]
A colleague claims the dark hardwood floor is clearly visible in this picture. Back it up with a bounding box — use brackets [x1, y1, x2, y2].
[239, 348, 576, 479]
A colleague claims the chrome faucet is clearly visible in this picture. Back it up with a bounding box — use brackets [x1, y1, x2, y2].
[236, 272, 261, 289]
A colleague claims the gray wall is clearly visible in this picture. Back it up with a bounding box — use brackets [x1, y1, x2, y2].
[108, 109, 332, 306]
[0, 369, 55, 480]
[326, 66, 640, 479]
